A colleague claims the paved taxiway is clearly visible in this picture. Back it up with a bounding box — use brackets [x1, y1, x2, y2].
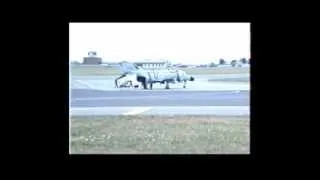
[70, 89, 250, 116]
[70, 74, 250, 116]
[71, 89, 249, 107]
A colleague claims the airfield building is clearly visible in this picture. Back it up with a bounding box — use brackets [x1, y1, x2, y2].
[82, 51, 102, 65]
[134, 60, 170, 69]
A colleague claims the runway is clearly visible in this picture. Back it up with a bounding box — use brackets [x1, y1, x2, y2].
[70, 74, 250, 116]
[71, 89, 249, 107]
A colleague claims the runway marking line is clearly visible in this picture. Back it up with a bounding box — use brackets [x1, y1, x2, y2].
[122, 107, 152, 115]
[76, 80, 93, 89]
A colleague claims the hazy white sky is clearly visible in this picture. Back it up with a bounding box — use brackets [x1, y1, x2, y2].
[69, 23, 250, 64]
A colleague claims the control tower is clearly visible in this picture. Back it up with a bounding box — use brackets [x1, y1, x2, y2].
[82, 51, 102, 64]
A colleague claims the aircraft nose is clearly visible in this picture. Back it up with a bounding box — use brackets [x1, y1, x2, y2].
[190, 76, 195, 81]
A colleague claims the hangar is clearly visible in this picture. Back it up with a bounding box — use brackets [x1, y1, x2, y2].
[133, 60, 170, 69]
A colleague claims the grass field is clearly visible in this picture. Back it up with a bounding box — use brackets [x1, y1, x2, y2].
[70, 115, 250, 154]
[71, 65, 250, 76]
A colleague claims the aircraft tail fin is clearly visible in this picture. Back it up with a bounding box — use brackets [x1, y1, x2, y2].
[118, 61, 141, 74]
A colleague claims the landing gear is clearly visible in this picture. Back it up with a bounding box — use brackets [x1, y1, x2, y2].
[176, 70, 181, 82]
[150, 83, 153, 90]
[183, 80, 186, 88]
[137, 76, 148, 90]
[165, 82, 170, 89]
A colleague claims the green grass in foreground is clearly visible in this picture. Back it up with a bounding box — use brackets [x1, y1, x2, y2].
[71, 66, 250, 76]
[70, 115, 250, 154]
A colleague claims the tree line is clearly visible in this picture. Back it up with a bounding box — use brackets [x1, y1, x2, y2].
[209, 58, 250, 67]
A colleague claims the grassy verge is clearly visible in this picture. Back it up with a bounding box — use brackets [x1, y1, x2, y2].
[71, 66, 250, 76]
[70, 115, 250, 154]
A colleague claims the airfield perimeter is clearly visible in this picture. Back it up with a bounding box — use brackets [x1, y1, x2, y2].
[70, 67, 250, 116]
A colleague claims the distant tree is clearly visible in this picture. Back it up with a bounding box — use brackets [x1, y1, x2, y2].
[240, 58, 247, 64]
[219, 59, 226, 65]
[230, 60, 237, 67]
[209, 62, 217, 67]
